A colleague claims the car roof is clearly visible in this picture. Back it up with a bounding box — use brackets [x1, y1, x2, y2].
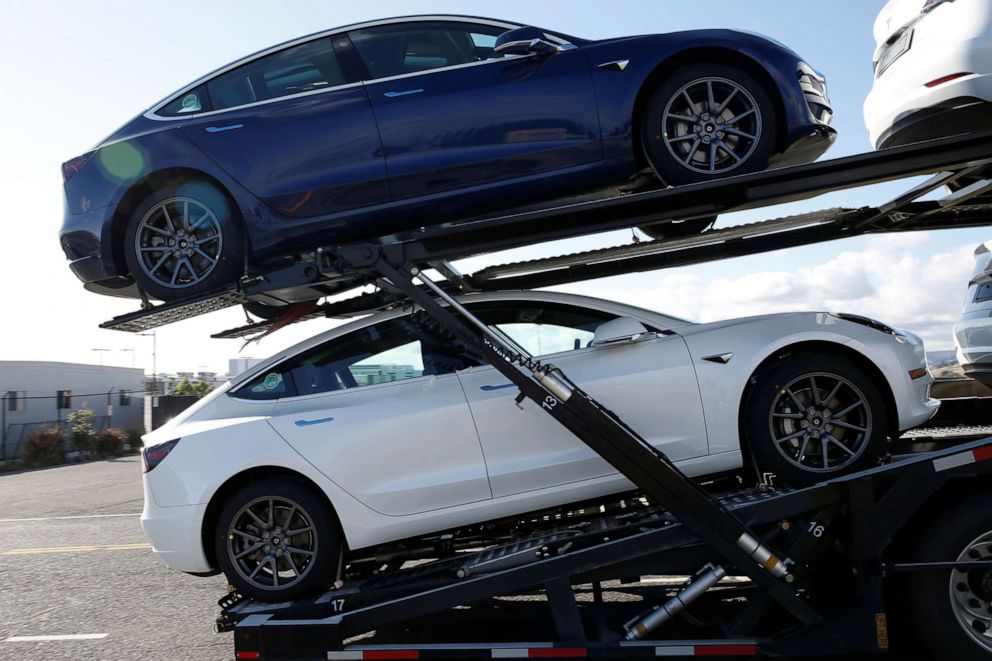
[229, 290, 692, 387]
[143, 15, 580, 119]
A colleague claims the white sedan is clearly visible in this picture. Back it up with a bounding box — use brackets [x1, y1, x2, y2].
[864, 0, 992, 149]
[140, 291, 938, 600]
[955, 241, 992, 384]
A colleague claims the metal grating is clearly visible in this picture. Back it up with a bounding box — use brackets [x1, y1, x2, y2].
[101, 289, 248, 332]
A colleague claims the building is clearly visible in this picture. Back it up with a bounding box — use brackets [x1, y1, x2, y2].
[1, 361, 146, 461]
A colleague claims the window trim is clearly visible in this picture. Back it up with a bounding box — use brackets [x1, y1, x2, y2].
[143, 16, 537, 121]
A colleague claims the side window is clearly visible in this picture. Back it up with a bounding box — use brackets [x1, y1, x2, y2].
[158, 84, 211, 117]
[470, 301, 617, 357]
[206, 38, 345, 111]
[233, 316, 442, 400]
[348, 21, 508, 79]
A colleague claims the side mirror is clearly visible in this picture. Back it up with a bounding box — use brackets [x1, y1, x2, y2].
[591, 317, 656, 347]
[494, 26, 570, 57]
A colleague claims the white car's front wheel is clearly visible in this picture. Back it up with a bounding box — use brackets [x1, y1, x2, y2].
[744, 354, 889, 487]
[215, 477, 340, 601]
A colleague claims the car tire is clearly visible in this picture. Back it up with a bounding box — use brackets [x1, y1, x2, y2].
[898, 487, 992, 660]
[215, 477, 341, 602]
[640, 63, 778, 187]
[124, 179, 244, 302]
[743, 353, 888, 487]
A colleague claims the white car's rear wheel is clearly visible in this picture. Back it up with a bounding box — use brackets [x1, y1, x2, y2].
[744, 354, 889, 487]
[215, 478, 340, 601]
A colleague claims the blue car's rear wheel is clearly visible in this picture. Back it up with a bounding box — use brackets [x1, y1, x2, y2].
[641, 63, 778, 187]
[124, 180, 244, 302]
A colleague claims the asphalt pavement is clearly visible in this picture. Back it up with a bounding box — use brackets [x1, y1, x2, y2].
[0, 457, 231, 661]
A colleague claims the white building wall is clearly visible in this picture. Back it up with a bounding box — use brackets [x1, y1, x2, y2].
[0, 361, 146, 459]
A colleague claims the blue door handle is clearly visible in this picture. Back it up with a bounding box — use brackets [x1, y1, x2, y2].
[480, 383, 516, 392]
[205, 124, 243, 133]
[294, 416, 334, 427]
[384, 88, 424, 98]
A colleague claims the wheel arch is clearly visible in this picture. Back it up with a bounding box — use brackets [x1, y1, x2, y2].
[736, 340, 900, 473]
[630, 46, 788, 172]
[200, 465, 344, 570]
[109, 167, 246, 277]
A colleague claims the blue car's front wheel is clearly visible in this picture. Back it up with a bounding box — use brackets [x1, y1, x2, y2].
[641, 63, 778, 187]
[124, 179, 245, 302]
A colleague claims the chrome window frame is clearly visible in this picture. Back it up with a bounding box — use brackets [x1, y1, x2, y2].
[144, 16, 571, 122]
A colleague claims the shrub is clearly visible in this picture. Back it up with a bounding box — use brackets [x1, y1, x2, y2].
[125, 428, 144, 451]
[68, 406, 96, 452]
[23, 428, 66, 467]
[93, 428, 126, 458]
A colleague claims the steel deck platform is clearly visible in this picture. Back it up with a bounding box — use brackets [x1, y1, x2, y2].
[101, 131, 992, 334]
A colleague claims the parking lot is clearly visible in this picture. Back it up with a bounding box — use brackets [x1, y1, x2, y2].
[0, 458, 231, 661]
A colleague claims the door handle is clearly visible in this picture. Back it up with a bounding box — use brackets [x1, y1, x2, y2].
[205, 124, 244, 133]
[383, 88, 424, 98]
[294, 416, 334, 427]
[480, 383, 516, 392]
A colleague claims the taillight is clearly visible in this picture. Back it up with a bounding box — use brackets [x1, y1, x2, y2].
[142, 439, 180, 473]
[925, 72, 972, 87]
[61, 152, 92, 182]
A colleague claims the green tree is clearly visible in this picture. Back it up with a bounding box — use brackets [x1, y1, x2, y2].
[174, 378, 214, 397]
[67, 405, 95, 452]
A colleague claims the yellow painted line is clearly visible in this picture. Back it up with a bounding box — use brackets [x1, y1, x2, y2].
[2, 543, 151, 556]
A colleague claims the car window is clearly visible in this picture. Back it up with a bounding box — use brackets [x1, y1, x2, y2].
[233, 316, 443, 400]
[206, 38, 346, 111]
[348, 21, 509, 79]
[469, 301, 618, 358]
[158, 84, 211, 117]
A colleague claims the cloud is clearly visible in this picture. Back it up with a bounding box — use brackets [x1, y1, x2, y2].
[570, 233, 978, 350]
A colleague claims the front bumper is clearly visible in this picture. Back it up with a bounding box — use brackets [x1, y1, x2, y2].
[955, 312, 992, 387]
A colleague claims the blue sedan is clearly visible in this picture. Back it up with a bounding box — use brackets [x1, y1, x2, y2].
[60, 15, 835, 303]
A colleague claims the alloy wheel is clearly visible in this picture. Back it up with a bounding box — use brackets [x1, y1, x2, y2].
[950, 530, 992, 652]
[767, 372, 873, 472]
[134, 196, 223, 289]
[226, 496, 318, 591]
[661, 77, 762, 175]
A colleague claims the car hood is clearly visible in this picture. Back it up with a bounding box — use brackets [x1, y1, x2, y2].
[675, 312, 811, 337]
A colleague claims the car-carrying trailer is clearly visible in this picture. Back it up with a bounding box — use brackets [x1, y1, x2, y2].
[104, 132, 992, 659]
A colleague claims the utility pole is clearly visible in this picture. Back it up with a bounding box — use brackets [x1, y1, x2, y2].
[91, 348, 110, 365]
[119, 348, 135, 368]
[137, 332, 157, 394]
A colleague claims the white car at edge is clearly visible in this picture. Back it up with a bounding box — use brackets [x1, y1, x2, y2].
[864, 0, 992, 149]
[140, 291, 939, 600]
[955, 241, 992, 384]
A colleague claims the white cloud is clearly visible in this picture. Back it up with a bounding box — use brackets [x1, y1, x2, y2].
[570, 233, 978, 350]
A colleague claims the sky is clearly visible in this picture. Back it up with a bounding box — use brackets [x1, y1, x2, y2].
[0, 0, 987, 376]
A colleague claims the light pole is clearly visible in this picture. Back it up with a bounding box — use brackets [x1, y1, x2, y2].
[119, 348, 136, 368]
[91, 348, 110, 365]
[137, 332, 157, 394]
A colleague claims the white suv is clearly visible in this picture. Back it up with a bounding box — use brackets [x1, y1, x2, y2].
[864, 0, 992, 149]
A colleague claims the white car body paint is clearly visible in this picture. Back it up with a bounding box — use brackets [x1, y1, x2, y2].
[955, 241, 992, 384]
[140, 291, 938, 573]
[864, 0, 992, 148]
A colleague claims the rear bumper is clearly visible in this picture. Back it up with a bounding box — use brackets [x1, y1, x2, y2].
[877, 96, 992, 149]
[60, 200, 140, 297]
[141, 496, 212, 574]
